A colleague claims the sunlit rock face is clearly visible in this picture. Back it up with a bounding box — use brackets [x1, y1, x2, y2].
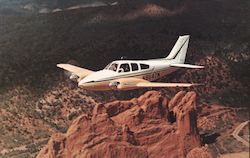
[37, 91, 204, 158]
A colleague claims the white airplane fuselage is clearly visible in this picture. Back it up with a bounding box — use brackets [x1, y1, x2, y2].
[57, 35, 204, 91]
[78, 59, 179, 91]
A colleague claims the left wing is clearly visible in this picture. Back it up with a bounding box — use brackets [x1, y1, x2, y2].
[111, 78, 200, 90]
[57, 64, 93, 79]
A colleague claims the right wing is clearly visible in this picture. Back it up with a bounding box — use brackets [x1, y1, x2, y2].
[111, 78, 201, 90]
[57, 64, 93, 79]
[136, 82, 200, 88]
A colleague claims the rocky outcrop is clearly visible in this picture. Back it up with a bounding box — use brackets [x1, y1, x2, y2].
[37, 91, 202, 158]
[171, 91, 200, 156]
[187, 146, 213, 158]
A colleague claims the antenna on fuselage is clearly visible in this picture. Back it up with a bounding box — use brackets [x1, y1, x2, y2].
[120, 56, 127, 60]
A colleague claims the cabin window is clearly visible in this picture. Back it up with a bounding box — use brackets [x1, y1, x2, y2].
[140, 64, 149, 70]
[119, 63, 130, 73]
[109, 63, 118, 72]
[131, 63, 139, 71]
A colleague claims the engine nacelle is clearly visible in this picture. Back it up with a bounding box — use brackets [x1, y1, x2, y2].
[69, 74, 79, 82]
[109, 81, 120, 90]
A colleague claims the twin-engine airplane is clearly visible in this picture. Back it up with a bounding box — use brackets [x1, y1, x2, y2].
[57, 35, 204, 91]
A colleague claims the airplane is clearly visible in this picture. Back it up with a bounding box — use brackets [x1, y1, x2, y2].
[57, 35, 204, 91]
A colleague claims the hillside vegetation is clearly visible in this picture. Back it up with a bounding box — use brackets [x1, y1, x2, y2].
[0, 0, 249, 102]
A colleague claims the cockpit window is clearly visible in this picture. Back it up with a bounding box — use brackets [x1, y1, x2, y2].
[118, 63, 130, 73]
[109, 63, 118, 71]
[104, 63, 111, 69]
[140, 64, 149, 70]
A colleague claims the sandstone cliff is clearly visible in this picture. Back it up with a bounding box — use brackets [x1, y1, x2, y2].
[37, 91, 210, 158]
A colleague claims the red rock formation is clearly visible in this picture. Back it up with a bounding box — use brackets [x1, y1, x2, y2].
[37, 91, 203, 158]
[171, 91, 201, 156]
[187, 146, 213, 158]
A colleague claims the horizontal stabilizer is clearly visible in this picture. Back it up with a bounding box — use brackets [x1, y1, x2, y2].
[57, 64, 93, 78]
[170, 63, 204, 69]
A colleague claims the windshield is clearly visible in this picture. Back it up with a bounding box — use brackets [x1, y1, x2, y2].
[104, 63, 111, 69]
[105, 62, 118, 72]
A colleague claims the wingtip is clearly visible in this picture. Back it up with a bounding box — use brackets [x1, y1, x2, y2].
[56, 63, 66, 68]
[56, 64, 62, 68]
[190, 65, 205, 69]
[192, 65, 205, 69]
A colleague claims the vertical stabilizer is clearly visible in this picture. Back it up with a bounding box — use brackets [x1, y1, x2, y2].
[165, 35, 190, 63]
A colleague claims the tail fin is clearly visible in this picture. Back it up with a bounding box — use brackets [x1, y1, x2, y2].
[165, 35, 190, 64]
